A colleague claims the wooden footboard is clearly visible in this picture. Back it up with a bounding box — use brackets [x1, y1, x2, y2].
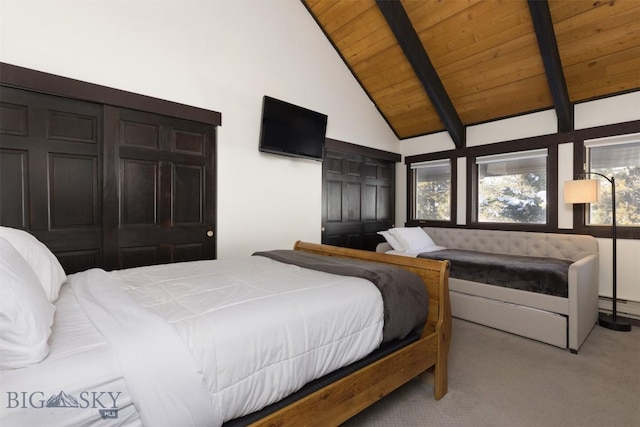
[248, 242, 451, 427]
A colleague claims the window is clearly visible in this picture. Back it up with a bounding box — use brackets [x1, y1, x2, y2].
[585, 134, 640, 227]
[412, 159, 451, 221]
[475, 149, 548, 224]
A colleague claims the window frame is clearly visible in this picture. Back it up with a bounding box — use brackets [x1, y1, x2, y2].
[405, 120, 639, 239]
[411, 158, 453, 222]
[406, 153, 457, 227]
[468, 144, 559, 231]
[471, 148, 552, 228]
[573, 133, 640, 240]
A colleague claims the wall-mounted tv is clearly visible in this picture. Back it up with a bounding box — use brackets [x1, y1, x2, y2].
[258, 96, 328, 161]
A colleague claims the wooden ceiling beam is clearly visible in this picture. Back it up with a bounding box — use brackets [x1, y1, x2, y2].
[528, 0, 573, 132]
[376, 0, 465, 147]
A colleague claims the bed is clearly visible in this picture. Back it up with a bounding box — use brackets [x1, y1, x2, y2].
[0, 228, 451, 427]
[0, 70, 451, 425]
[377, 226, 598, 352]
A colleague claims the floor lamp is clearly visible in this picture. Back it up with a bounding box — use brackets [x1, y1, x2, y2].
[564, 173, 631, 331]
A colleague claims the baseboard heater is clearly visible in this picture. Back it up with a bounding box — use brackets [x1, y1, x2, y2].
[599, 297, 640, 320]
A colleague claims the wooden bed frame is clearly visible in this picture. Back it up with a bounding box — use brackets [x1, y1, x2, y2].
[249, 241, 452, 426]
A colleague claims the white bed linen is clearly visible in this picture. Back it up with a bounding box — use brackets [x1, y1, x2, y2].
[108, 256, 384, 423]
[385, 246, 448, 257]
[0, 284, 139, 426]
[72, 268, 219, 427]
[1, 255, 384, 426]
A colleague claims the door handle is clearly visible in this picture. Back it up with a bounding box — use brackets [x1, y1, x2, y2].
[206, 230, 214, 237]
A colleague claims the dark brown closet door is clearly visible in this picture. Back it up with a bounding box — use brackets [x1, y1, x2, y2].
[103, 106, 216, 270]
[0, 87, 103, 273]
[322, 148, 395, 251]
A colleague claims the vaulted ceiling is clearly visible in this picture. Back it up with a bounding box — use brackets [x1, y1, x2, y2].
[302, 0, 640, 146]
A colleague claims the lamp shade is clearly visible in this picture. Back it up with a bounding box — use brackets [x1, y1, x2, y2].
[564, 179, 600, 204]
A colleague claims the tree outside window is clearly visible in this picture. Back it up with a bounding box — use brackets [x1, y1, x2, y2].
[587, 139, 640, 227]
[476, 149, 547, 224]
[413, 159, 451, 221]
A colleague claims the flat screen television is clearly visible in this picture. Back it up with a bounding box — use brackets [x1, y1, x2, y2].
[259, 96, 328, 161]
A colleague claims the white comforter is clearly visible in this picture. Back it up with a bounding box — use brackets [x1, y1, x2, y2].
[1, 255, 384, 426]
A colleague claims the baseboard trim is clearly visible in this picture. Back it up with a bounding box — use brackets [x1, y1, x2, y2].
[598, 297, 640, 324]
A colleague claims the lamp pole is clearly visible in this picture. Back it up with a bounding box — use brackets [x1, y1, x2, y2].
[582, 171, 631, 331]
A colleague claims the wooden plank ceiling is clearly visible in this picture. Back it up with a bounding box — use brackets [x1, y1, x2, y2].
[302, 0, 640, 145]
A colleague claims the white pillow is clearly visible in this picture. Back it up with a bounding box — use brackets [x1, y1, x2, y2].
[388, 227, 437, 252]
[377, 230, 404, 251]
[0, 227, 66, 302]
[0, 237, 56, 369]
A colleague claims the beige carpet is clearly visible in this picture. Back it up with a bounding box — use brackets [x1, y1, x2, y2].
[343, 318, 640, 427]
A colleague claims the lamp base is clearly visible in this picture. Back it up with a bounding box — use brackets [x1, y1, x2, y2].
[598, 313, 632, 332]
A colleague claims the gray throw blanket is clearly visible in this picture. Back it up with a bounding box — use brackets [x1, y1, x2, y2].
[253, 250, 429, 342]
[420, 249, 572, 298]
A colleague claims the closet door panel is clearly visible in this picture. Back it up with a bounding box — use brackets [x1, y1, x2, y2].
[377, 185, 392, 221]
[363, 184, 377, 221]
[345, 182, 361, 222]
[0, 148, 28, 228]
[0, 102, 28, 135]
[50, 153, 98, 228]
[0, 87, 103, 273]
[173, 164, 203, 225]
[120, 245, 162, 269]
[322, 144, 401, 250]
[120, 159, 159, 226]
[56, 249, 100, 274]
[121, 120, 160, 149]
[47, 109, 97, 144]
[322, 145, 397, 251]
[104, 106, 216, 269]
[173, 129, 204, 154]
[326, 180, 343, 222]
[322, 150, 364, 248]
[173, 242, 205, 263]
[1, 67, 220, 274]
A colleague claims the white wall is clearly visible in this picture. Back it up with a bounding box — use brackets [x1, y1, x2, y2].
[2, 0, 638, 305]
[397, 92, 640, 305]
[576, 92, 640, 305]
[0, 0, 400, 258]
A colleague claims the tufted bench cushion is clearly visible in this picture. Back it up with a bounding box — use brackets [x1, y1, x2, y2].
[419, 249, 573, 297]
[420, 227, 597, 262]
